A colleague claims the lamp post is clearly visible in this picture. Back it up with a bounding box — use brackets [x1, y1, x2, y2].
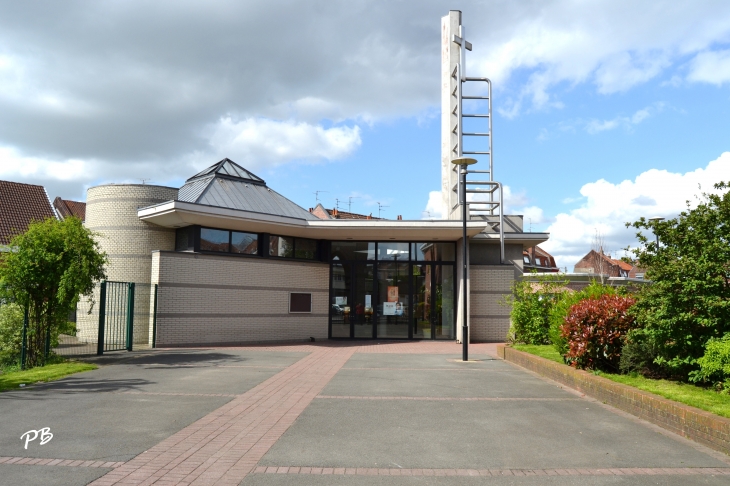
[451, 156, 477, 361]
[648, 216, 665, 248]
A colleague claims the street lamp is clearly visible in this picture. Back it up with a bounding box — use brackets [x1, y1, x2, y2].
[451, 156, 477, 361]
[648, 216, 665, 248]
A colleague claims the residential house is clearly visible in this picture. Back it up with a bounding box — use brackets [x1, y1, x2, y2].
[0, 180, 56, 247]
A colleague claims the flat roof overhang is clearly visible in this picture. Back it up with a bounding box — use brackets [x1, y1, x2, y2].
[138, 200, 549, 245]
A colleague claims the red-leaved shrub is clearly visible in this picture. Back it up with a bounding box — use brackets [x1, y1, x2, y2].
[560, 295, 637, 371]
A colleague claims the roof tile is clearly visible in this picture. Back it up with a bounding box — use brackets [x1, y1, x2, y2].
[0, 180, 56, 245]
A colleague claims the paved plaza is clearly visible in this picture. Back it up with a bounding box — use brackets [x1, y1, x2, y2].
[1, 342, 729, 485]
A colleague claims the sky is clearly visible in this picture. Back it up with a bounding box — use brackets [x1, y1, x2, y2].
[1, 0, 730, 270]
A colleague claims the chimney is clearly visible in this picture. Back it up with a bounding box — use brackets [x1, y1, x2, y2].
[309, 208, 313, 212]
[397, 215, 402, 220]
[333, 208, 338, 217]
[367, 214, 372, 220]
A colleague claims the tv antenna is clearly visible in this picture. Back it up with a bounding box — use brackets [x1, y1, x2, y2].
[139, 178, 151, 185]
[422, 210, 433, 219]
[335, 198, 343, 211]
[377, 202, 389, 218]
[314, 190, 328, 203]
[347, 196, 360, 213]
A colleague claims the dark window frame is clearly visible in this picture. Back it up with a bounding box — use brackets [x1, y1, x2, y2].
[329, 241, 457, 263]
[269, 234, 320, 261]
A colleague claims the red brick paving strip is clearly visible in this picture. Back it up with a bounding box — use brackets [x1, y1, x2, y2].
[0, 457, 124, 468]
[251, 466, 729, 476]
[164, 341, 498, 354]
[316, 395, 578, 401]
[88, 346, 356, 486]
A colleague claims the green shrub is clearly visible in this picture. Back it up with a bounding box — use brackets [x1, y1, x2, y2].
[504, 274, 567, 344]
[561, 295, 637, 371]
[690, 335, 730, 392]
[619, 332, 660, 376]
[0, 302, 23, 354]
[548, 282, 618, 356]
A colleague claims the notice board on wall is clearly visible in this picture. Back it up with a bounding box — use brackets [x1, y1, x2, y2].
[387, 286, 399, 302]
[289, 293, 312, 313]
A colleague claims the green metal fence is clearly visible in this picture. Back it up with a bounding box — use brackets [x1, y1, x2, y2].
[53, 281, 158, 357]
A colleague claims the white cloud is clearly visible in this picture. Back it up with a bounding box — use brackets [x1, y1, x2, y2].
[687, 49, 730, 85]
[205, 117, 361, 167]
[585, 103, 664, 134]
[422, 184, 548, 223]
[476, 1, 730, 115]
[541, 152, 730, 270]
[424, 190, 446, 219]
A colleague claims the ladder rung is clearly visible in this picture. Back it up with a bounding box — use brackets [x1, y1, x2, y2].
[462, 114, 490, 118]
[463, 96, 490, 100]
[467, 170, 491, 174]
[466, 189, 499, 194]
[463, 132, 490, 136]
[464, 151, 490, 155]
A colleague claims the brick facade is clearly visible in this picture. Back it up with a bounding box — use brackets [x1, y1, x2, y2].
[77, 184, 178, 344]
[151, 251, 329, 346]
[469, 265, 515, 342]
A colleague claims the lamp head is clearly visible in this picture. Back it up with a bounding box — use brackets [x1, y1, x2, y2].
[451, 157, 477, 166]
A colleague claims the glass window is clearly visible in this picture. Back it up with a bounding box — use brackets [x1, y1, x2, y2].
[295, 238, 317, 260]
[377, 242, 409, 261]
[270, 235, 294, 258]
[175, 227, 193, 251]
[412, 242, 456, 261]
[231, 231, 258, 255]
[330, 241, 375, 261]
[200, 228, 230, 252]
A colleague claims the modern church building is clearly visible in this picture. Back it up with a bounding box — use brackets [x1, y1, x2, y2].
[77, 11, 549, 347]
[79, 158, 547, 347]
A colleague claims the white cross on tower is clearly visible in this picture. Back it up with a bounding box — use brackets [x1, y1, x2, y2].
[452, 26, 472, 81]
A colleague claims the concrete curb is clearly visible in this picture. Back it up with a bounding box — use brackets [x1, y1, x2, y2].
[496, 344, 730, 457]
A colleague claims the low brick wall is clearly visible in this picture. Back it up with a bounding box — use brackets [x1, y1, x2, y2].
[496, 345, 730, 457]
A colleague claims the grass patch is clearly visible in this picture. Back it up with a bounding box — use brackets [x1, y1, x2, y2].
[512, 344, 564, 364]
[0, 362, 97, 392]
[512, 344, 730, 419]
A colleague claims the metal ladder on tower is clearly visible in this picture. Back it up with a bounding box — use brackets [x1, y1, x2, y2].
[451, 62, 505, 263]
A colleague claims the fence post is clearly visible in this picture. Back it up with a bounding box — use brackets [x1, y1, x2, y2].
[152, 284, 158, 349]
[126, 282, 135, 351]
[44, 327, 50, 364]
[97, 281, 107, 355]
[20, 306, 28, 370]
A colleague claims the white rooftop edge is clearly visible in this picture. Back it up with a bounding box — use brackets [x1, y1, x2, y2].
[138, 200, 549, 244]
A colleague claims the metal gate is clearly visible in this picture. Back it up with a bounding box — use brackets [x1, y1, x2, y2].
[53, 280, 158, 356]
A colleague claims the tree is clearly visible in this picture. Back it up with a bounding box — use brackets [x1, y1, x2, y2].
[0, 217, 107, 368]
[626, 182, 730, 377]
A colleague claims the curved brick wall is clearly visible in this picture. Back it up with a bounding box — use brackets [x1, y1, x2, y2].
[86, 184, 179, 282]
[78, 184, 178, 345]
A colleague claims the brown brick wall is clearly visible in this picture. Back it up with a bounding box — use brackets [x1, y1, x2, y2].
[498, 345, 730, 457]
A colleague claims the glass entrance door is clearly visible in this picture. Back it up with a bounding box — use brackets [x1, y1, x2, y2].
[330, 262, 375, 338]
[412, 263, 455, 340]
[376, 262, 409, 338]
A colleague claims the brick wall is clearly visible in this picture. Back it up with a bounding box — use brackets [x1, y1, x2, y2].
[77, 184, 178, 344]
[498, 345, 730, 456]
[151, 251, 329, 346]
[469, 265, 515, 342]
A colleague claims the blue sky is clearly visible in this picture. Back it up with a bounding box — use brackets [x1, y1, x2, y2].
[1, 1, 729, 269]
